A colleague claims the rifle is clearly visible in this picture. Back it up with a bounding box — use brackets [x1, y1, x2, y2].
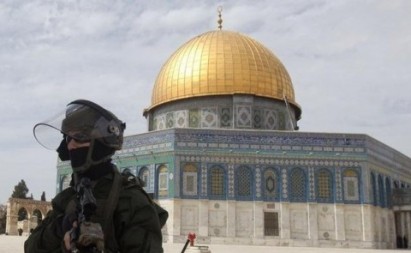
[70, 177, 105, 253]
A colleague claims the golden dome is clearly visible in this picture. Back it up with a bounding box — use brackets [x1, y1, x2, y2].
[149, 30, 301, 118]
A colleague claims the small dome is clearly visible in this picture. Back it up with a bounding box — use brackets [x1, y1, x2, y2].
[148, 30, 301, 119]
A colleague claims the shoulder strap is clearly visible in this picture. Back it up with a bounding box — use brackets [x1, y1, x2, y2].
[103, 168, 122, 252]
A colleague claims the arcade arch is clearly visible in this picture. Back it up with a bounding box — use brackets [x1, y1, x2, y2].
[6, 198, 52, 235]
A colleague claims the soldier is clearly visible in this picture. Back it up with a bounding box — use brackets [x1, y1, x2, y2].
[25, 99, 168, 253]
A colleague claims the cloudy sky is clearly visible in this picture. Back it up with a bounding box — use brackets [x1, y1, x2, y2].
[1, 0, 410, 204]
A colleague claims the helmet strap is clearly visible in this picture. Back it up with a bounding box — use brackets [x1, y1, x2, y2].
[72, 139, 113, 174]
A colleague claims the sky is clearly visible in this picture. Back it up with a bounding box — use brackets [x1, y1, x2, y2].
[1, 0, 410, 205]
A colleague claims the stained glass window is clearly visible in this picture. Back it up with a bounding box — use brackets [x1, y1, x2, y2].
[236, 166, 252, 198]
[183, 164, 198, 196]
[289, 168, 306, 201]
[371, 173, 377, 205]
[378, 175, 385, 207]
[209, 166, 225, 198]
[385, 178, 391, 208]
[316, 169, 333, 202]
[264, 168, 277, 199]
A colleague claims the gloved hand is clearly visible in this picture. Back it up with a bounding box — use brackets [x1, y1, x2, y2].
[61, 212, 79, 252]
[62, 212, 78, 234]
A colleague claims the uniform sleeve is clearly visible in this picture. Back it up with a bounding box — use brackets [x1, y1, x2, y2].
[24, 210, 64, 253]
[114, 189, 164, 253]
[24, 188, 76, 253]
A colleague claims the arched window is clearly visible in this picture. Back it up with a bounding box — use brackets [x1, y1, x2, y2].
[263, 168, 279, 201]
[343, 169, 359, 202]
[385, 177, 392, 208]
[158, 165, 168, 198]
[371, 172, 377, 205]
[316, 169, 333, 202]
[236, 166, 253, 200]
[378, 175, 385, 207]
[182, 163, 198, 197]
[208, 166, 226, 199]
[289, 168, 307, 202]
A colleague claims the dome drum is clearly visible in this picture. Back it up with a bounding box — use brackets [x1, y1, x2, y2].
[147, 95, 298, 131]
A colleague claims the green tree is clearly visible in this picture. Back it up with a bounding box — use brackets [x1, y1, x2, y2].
[11, 180, 29, 199]
[0, 204, 6, 234]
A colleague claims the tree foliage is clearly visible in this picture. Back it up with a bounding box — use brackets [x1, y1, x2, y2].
[0, 205, 6, 234]
[41, 191, 46, 201]
[11, 180, 29, 199]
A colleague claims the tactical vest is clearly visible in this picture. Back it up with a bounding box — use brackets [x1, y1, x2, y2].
[65, 168, 167, 253]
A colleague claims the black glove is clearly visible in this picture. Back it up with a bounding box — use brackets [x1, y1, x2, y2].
[62, 212, 78, 235]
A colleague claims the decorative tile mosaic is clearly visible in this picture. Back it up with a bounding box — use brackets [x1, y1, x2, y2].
[235, 105, 252, 128]
[309, 167, 315, 200]
[220, 107, 232, 127]
[228, 164, 235, 198]
[201, 107, 218, 128]
[282, 168, 288, 199]
[107, 128, 411, 206]
[175, 110, 188, 128]
[335, 168, 342, 201]
[157, 114, 166, 130]
[201, 163, 207, 197]
[264, 109, 278, 129]
[255, 166, 261, 198]
[253, 108, 262, 129]
[278, 111, 286, 130]
[166, 112, 174, 128]
[263, 168, 278, 200]
[189, 109, 200, 128]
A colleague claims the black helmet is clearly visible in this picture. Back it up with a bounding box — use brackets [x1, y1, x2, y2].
[61, 100, 125, 150]
[33, 99, 126, 173]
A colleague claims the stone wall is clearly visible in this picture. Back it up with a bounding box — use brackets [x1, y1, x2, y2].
[169, 199, 395, 248]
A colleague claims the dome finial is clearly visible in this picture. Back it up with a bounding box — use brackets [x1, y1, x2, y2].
[217, 6, 223, 30]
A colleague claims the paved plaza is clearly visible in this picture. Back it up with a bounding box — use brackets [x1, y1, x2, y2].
[1, 235, 404, 253]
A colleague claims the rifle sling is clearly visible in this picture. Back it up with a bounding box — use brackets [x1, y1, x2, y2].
[103, 168, 122, 252]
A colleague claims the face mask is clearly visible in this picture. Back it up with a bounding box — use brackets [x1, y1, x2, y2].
[69, 147, 90, 169]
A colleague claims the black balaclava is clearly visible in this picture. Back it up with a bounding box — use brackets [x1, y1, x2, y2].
[57, 139, 70, 161]
[56, 138, 115, 180]
[69, 147, 89, 168]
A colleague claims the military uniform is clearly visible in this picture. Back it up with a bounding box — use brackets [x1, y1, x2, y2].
[24, 165, 168, 253]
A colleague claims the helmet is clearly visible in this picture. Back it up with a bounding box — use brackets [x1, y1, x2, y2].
[61, 100, 125, 150]
[33, 99, 126, 173]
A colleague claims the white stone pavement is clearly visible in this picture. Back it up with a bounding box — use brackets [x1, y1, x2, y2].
[0, 235, 404, 253]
